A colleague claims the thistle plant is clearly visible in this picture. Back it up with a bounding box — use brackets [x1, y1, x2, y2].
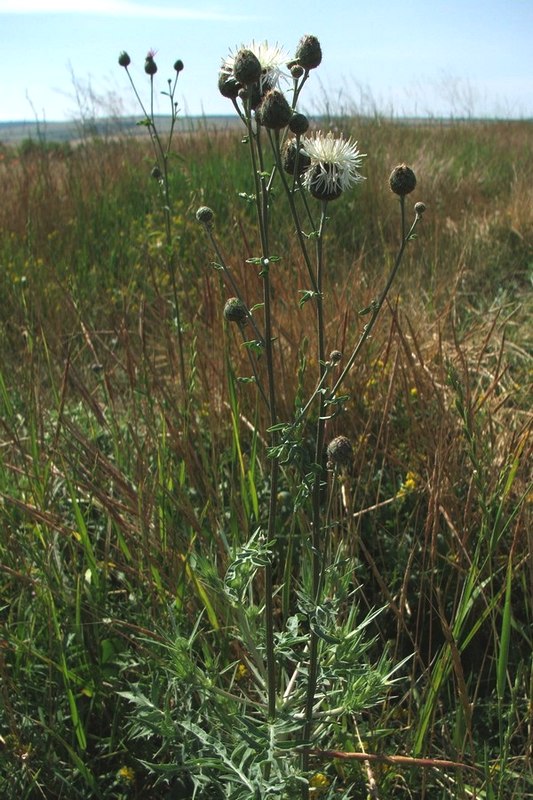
[194, 34, 427, 798]
[118, 49, 187, 389]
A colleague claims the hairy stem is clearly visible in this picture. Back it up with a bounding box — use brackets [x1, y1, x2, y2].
[246, 112, 278, 723]
[301, 201, 329, 787]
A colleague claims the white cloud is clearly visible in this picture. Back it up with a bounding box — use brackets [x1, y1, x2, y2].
[0, 0, 253, 20]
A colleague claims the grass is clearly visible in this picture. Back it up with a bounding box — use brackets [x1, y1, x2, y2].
[0, 111, 532, 799]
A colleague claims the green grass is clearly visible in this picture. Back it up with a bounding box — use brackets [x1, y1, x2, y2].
[0, 116, 532, 798]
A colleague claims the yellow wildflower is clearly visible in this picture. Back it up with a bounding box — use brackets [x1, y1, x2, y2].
[235, 662, 248, 681]
[396, 470, 419, 498]
[117, 766, 135, 783]
[309, 771, 330, 792]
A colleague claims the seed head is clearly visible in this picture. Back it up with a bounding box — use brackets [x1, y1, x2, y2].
[327, 435, 353, 468]
[223, 297, 248, 325]
[257, 89, 292, 129]
[173, 59, 184, 72]
[118, 51, 131, 68]
[389, 164, 416, 196]
[196, 206, 214, 226]
[289, 112, 310, 135]
[294, 34, 322, 70]
[232, 48, 262, 86]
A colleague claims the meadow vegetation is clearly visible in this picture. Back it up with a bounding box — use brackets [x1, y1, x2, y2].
[0, 39, 531, 800]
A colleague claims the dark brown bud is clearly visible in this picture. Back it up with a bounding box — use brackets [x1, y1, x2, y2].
[196, 206, 214, 225]
[223, 297, 248, 325]
[389, 164, 417, 196]
[218, 71, 241, 99]
[118, 51, 131, 68]
[173, 59, 184, 72]
[257, 89, 292, 130]
[289, 112, 310, 135]
[144, 55, 157, 76]
[282, 139, 311, 176]
[294, 35, 322, 70]
[327, 435, 353, 468]
[233, 49, 262, 86]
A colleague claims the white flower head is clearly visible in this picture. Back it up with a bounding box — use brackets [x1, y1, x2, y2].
[222, 40, 290, 92]
[302, 131, 366, 200]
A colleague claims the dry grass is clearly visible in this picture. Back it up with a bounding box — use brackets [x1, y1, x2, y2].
[0, 118, 531, 798]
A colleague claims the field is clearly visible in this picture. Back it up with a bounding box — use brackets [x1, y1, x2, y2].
[0, 103, 532, 800]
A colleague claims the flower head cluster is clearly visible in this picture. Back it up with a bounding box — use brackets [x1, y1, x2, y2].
[301, 131, 366, 201]
[220, 40, 289, 95]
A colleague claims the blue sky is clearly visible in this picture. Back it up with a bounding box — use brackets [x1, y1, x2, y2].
[1, 0, 532, 122]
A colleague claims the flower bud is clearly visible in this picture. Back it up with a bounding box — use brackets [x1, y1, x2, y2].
[289, 112, 310, 135]
[258, 89, 292, 130]
[144, 54, 157, 76]
[327, 435, 353, 468]
[329, 350, 342, 364]
[249, 81, 269, 110]
[118, 51, 131, 68]
[290, 64, 304, 79]
[151, 165, 162, 180]
[218, 71, 241, 99]
[389, 164, 416, 196]
[232, 48, 262, 86]
[294, 35, 322, 70]
[282, 139, 311, 176]
[196, 206, 214, 225]
[223, 297, 248, 325]
[414, 201, 426, 216]
[173, 59, 184, 72]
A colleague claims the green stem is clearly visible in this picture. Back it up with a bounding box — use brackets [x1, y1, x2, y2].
[203, 225, 265, 347]
[301, 201, 329, 787]
[245, 112, 278, 723]
[268, 130, 318, 292]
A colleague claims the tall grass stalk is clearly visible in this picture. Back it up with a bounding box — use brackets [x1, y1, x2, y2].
[119, 50, 187, 391]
